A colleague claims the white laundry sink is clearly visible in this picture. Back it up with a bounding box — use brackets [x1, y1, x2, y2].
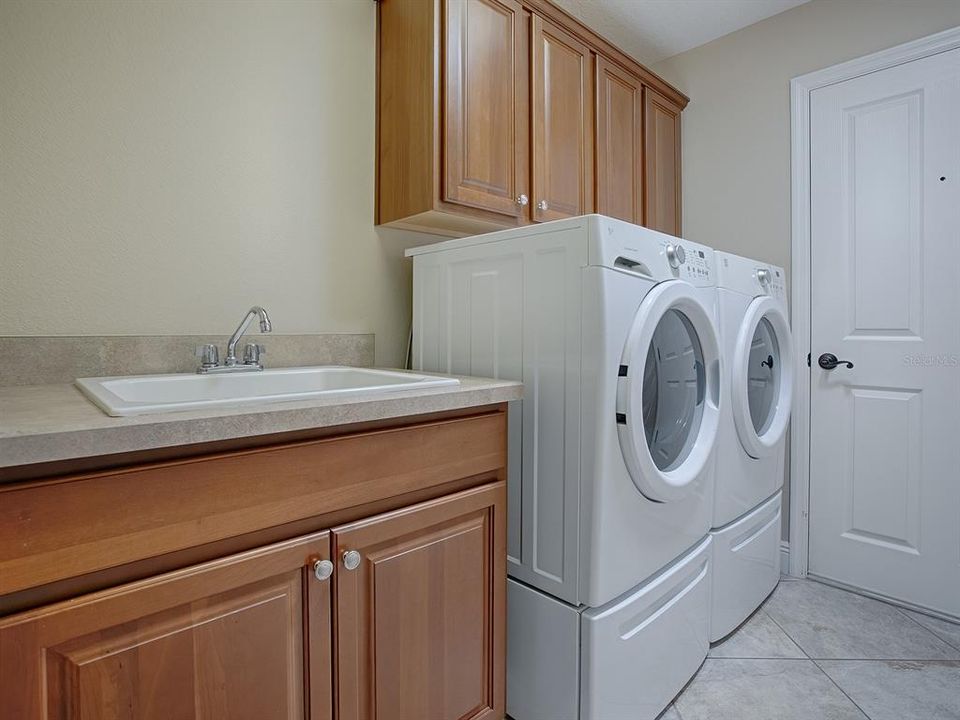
[75, 366, 460, 417]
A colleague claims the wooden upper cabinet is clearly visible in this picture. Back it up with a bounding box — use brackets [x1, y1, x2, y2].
[0, 532, 332, 720]
[334, 483, 506, 720]
[531, 15, 593, 222]
[644, 87, 683, 236]
[376, 0, 686, 237]
[444, 0, 527, 218]
[596, 56, 644, 224]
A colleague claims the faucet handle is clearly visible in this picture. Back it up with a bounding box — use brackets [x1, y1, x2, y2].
[242, 342, 266, 366]
[195, 343, 219, 369]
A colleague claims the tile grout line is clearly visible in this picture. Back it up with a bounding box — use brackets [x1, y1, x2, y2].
[810, 657, 873, 720]
[758, 598, 875, 716]
[759, 607, 812, 660]
[894, 606, 960, 653]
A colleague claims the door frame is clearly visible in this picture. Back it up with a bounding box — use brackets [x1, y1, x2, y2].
[788, 25, 960, 577]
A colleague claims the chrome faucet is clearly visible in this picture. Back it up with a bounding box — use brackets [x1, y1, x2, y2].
[196, 306, 272, 374]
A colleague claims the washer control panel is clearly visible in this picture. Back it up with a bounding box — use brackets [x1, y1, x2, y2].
[665, 242, 713, 283]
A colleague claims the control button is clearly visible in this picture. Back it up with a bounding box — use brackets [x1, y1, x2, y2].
[665, 244, 686, 269]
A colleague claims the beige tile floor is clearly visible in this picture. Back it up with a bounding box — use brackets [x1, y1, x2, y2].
[661, 578, 960, 720]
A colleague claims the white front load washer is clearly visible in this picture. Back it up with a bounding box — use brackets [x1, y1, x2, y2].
[710, 251, 793, 641]
[408, 215, 720, 720]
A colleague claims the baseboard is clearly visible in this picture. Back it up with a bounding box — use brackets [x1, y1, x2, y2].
[779, 540, 790, 575]
[807, 573, 960, 624]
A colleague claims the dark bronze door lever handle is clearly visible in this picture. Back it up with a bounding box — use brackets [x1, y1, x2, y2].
[818, 353, 854, 370]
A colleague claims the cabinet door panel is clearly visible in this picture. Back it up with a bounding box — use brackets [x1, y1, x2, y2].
[532, 15, 593, 222]
[444, 0, 526, 217]
[0, 533, 331, 720]
[596, 57, 643, 224]
[334, 482, 506, 720]
[644, 87, 682, 235]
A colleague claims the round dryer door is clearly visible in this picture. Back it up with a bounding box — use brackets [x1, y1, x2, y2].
[731, 296, 793, 458]
[617, 280, 721, 503]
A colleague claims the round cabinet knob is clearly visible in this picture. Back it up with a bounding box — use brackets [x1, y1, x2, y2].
[665, 243, 686, 269]
[516, 194, 529, 206]
[537, 200, 549, 211]
[313, 559, 334, 582]
[342, 550, 362, 571]
[756, 268, 771, 285]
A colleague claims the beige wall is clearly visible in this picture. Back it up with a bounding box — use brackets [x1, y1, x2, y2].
[654, 0, 960, 281]
[0, 0, 418, 367]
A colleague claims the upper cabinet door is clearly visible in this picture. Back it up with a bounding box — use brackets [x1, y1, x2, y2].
[596, 57, 644, 224]
[644, 87, 682, 235]
[532, 15, 594, 222]
[443, 0, 527, 218]
[0, 532, 331, 720]
[334, 483, 506, 720]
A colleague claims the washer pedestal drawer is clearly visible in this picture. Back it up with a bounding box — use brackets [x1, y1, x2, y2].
[507, 536, 712, 720]
[710, 492, 782, 642]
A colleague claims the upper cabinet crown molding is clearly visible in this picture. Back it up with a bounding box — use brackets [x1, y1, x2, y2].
[376, 0, 687, 238]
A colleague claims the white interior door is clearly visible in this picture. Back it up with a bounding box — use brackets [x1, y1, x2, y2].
[808, 47, 960, 618]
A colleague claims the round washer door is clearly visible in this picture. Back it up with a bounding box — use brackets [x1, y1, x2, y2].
[731, 296, 793, 459]
[617, 280, 721, 503]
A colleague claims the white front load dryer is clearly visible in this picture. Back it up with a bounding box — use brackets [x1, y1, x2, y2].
[710, 251, 794, 641]
[408, 215, 721, 720]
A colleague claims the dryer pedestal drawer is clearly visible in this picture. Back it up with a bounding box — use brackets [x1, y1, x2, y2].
[710, 492, 782, 641]
[507, 536, 712, 720]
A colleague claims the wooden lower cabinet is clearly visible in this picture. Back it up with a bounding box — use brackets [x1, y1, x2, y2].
[0, 483, 506, 720]
[334, 483, 505, 720]
[0, 532, 332, 719]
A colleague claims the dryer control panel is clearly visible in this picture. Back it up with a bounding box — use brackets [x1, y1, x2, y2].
[756, 266, 786, 299]
[715, 251, 787, 299]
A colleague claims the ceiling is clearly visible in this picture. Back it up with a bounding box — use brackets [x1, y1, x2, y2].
[551, 0, 811, 65]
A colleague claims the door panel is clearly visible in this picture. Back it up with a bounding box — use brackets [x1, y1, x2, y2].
[0, 532, 331, 720]
[334, 483, 506, 720]
[596, 56, 643, 224]
[643, 88, 681, 235]
[532, 15, 593, 222]
[808, 48, 960, 617]
[444, 0, 526, 217]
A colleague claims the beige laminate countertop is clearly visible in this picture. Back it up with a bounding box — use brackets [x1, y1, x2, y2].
[0, 373, 522, 469]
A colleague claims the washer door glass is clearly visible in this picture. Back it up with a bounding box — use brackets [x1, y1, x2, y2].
[617, 280, 721, 503]
[747, 316, 780, 435]
[642, 309, 706, 472]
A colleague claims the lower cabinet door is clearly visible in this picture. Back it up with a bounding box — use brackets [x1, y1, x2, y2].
[0, 532, 332, 720]
[334, 482, 506, 720]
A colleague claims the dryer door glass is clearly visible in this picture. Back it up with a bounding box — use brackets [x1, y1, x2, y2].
[642, 309, 706, 472]
[747, 316, 780, 435]
[731, 297, 794, 459]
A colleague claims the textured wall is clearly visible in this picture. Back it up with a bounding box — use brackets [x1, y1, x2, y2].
[0, 0, 419, 366]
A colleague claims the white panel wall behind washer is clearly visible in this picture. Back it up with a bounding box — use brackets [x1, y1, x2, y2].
[581, 536, 712, 720]
[506, 579, 581, 720]
[579, 265, 715, 607]
[710, 492, 782, 641]
[410, 222, 589, 605]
